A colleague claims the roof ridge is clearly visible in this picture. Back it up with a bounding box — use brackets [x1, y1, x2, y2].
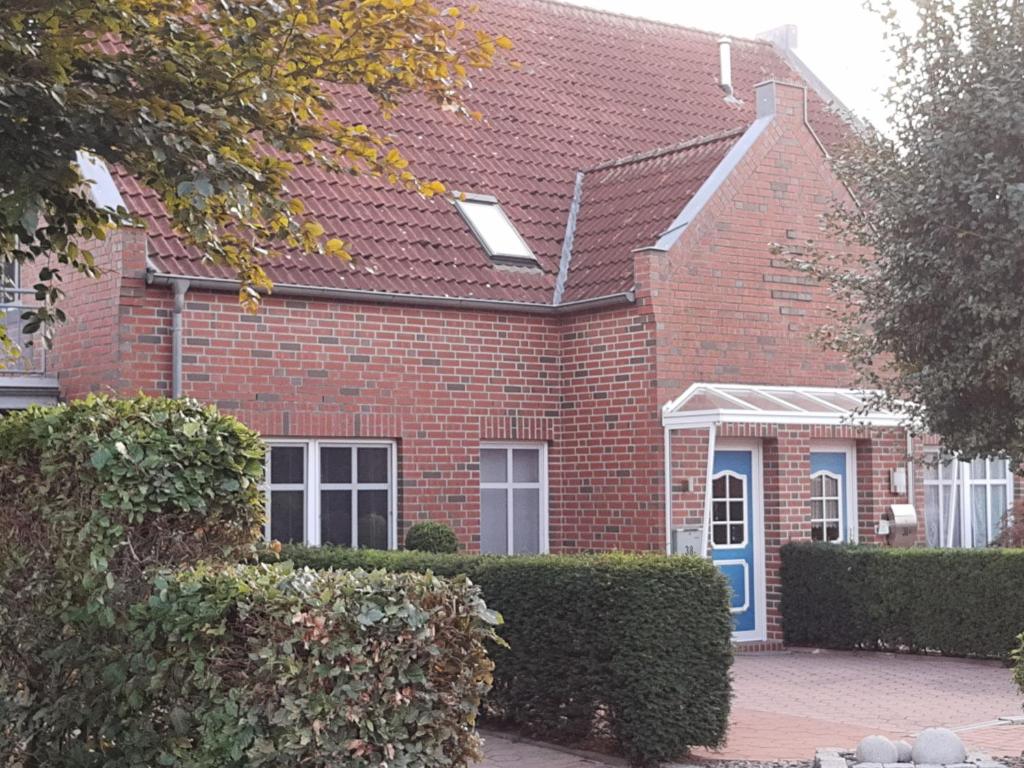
[583, 127, 746, 174]
[515, 0, 776, 46]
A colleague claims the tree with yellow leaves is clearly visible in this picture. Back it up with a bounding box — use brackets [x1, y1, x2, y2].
[0, 0, 510, 355]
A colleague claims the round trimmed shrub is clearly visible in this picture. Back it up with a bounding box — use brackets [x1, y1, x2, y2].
[405, 521, 460, 553]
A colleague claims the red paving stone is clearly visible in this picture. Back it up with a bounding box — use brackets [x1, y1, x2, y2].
[695, 649, 1023, 761]
[478, 649, 1022, 767]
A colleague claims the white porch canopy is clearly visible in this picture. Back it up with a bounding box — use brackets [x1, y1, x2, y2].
[662, 382, 906, 429]
[661, 383, 909, 559]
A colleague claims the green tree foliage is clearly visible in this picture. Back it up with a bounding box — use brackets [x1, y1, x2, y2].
[0, 0, 509, 354]
[803, 1, 1024, 461]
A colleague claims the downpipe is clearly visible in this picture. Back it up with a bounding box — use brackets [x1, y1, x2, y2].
[171, 280, 189, 398]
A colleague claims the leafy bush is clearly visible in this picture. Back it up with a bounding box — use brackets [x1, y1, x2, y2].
[109, 563, 499, 767]
[1, 397, 498, 768]
[405, 521, 460, 553]
[0, 395, 266, 764]
[1015, 633, 1024, 702]
[276, 544, 734, 766]
[781, 542, 1024, 658]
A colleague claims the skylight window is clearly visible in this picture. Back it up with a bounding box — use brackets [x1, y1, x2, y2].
[453, 194, 535, 264]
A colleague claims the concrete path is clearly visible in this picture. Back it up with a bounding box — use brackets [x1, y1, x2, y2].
[477, 649, 1023, 766]
[478, 732, 617, 768]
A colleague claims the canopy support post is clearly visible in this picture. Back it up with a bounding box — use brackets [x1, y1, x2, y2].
[664, 426, 673, 554]
[700, 422, 718, 558]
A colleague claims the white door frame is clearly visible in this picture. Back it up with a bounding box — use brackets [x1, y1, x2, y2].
[714, 438, 767, 643]
[810, 440, 859, 544]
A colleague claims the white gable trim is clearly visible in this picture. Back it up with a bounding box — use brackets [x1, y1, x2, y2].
[652, 114, 773, 252]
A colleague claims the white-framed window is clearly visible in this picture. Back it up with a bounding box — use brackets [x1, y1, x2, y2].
[479, 442, 548, 554]
[264, 440, 397, 549]
[810, 471, 842, 543]
[967, 457, 1011, 548]
[922, 449, 1013, 548]
[453, 193, 535, 264]
[710, 470, 746, 548]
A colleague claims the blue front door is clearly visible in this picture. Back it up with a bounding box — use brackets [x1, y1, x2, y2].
[809, 451, 849, 542]
[711, 449, 757, 635]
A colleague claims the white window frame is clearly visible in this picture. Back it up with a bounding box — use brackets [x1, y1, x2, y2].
[479, 441, 549, 554]
[709, 469, 748, 550]
[922, 451, 960, 547]
[809, 470, 842, 543]
[264, 439, 398, 549]
[1, 260, 20, 306]
[452, 193, 536, 264]
[923, 449, 1014, 548]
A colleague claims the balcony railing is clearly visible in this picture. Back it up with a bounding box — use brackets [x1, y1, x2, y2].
[1, 288, 46, 375]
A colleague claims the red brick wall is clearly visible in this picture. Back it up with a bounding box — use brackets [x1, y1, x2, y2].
[556, 302, 662, 551]
[49, 227, 148, 398]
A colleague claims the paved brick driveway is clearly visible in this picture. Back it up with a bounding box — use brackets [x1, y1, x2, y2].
[698, 649, 1022, 760]
[477, 649, 1023, 767]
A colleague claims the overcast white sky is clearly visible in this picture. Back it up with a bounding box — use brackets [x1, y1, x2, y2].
[564, 0, 915, 130]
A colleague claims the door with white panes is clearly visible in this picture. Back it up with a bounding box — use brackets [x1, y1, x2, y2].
[809, 443, 857, 543]
[479, 443, 548, 554]
[709, 440, 766, 642]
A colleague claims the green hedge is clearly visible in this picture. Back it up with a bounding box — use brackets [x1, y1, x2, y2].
[0, 396, 266, 765]
[117, 563, 499, 767]
[781, 542, 1024, 658]
[0, 397, 498, 768]
[275, 545, 734, 766]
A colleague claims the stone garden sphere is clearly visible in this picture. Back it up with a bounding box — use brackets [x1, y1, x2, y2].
[855, 735, 898, 764]
[911, 727, 966, 764]
[895, 740, 913, 762]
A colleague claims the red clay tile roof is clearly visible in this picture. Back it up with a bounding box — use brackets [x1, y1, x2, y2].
[120, 0, 854, 306]
[562, 129, 744, 303]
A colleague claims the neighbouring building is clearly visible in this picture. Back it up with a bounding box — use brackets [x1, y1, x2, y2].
[2, 0, 1016, 646]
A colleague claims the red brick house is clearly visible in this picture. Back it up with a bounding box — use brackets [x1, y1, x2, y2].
[2, 0, 1015, 645]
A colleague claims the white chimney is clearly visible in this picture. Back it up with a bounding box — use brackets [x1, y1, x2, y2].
[756, 24, 798, 51]
[718, 37, 734, 99]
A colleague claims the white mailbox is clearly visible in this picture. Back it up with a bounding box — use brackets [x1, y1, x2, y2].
[878, 504, 918, 547]
[672, 526, 703, 557]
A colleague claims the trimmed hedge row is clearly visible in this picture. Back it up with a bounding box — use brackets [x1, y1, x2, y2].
[275, 545, 735, 766]
[781, 542, 1024, 658]
[122, 563, 499, 767]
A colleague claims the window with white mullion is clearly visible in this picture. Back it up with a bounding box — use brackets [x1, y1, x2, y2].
[922, 452, 961, 547]
[923, 450, 1012, 548]
[265, 443, 308, 545]
[809, 471, 841, 543]
[710, 470, 746, 548]
[480, 444, 546, 555]
[967, 457, 1010, 547]
[265, 440, 395, 550]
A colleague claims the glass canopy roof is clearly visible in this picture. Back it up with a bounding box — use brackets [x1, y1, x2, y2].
[662, 383, 907, 428]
